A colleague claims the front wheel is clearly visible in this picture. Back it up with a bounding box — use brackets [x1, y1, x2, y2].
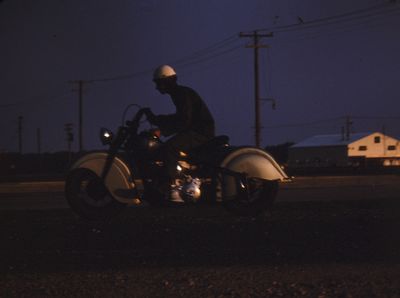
[223, 179, 278, 216]
[65, 168, 125, 221]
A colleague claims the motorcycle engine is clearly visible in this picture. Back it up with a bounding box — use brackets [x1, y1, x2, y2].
[171, 176, 202, 203]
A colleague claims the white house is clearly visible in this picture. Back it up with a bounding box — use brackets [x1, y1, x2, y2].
[289, 132, 400, 167]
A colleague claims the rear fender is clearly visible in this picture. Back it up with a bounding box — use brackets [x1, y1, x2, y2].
[70, 151, 136, 204]
[218, 147, 288, 201]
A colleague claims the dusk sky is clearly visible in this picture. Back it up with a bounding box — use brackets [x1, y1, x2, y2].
[1, 0, 399, 153]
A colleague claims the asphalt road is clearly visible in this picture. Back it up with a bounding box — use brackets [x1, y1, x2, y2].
[0, 175, 400, 297]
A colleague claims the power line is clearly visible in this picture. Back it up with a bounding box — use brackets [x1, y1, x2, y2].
[257, 1, 399, 34]
[84, 44, 243, 83]
[264, 116, 346, 129]
[173, 34, 239, 65]
[85, 34, 242, 83]
[0, 89, 72, 108]
[352, 116, 400, 120]
[1, 36, 243, 112]
[85, 69, 152, 83]
[176, 49, 243, 77]
[264, 115, 400, 130]
[271, 6, 400, 45]
[175, 44, 244, 69]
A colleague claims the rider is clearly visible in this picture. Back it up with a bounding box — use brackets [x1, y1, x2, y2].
[143, 65, 215, 202]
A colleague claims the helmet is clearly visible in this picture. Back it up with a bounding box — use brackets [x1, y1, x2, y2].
[153, 65, 177, 80]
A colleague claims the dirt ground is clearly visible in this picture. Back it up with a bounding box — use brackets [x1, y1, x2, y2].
[0, 175, 399, 297]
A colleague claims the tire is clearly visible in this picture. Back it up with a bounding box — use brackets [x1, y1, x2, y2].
[65, 168, 125, 221]
[223, 179, 278, 216]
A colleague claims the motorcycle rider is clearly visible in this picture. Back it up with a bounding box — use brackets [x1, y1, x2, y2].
[143, 65, 215, 203]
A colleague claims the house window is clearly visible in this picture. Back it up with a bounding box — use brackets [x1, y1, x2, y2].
[374, 136, 381, 143]
[388, 145, 396, 151]
[359, 145, 367, 151]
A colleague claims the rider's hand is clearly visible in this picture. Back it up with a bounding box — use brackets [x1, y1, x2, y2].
[142, 108, 156, 124]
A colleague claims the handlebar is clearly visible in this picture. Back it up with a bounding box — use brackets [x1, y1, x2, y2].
[125, 108, 148, 134]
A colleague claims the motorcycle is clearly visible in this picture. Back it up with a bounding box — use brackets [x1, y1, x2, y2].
[65, 106, 289, 221]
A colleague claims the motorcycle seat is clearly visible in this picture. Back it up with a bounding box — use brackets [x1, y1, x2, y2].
[188, 135, 230, 157]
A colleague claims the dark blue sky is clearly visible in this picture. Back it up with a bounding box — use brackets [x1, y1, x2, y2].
[1, 0, 399, 153]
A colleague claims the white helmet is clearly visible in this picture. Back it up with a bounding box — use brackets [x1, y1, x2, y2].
[153, 65, 177, 80]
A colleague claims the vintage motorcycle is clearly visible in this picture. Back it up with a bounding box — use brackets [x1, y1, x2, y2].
[65, 106, 289, 221]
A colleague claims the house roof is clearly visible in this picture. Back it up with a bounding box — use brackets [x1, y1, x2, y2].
[291, 132, 372, 148]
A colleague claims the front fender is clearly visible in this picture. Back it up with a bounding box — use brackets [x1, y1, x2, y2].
[70, 151, 136, 204]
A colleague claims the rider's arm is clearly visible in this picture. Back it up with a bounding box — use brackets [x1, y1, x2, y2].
[154, 114, 178, 136]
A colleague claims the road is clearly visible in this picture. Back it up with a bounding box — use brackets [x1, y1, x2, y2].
[0, 175, 399, 297]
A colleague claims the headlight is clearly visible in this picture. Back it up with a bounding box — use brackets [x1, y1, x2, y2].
[100, 128, 114, 145]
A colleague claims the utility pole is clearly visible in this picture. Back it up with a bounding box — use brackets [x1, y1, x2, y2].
[70, 80, 86, 151]
[239, 30, 273, 147]
[37, 128, 41, 154]
[345, 115, 353, 141]
[17, 116, 23, 154]
[64, 123, 74, 164]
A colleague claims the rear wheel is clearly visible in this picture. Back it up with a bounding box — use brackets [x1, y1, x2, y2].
[223, 179, 278, 216]
[65, 168, 124, 221]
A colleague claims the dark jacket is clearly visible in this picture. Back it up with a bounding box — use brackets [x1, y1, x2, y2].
[154, 85, 215, 138]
